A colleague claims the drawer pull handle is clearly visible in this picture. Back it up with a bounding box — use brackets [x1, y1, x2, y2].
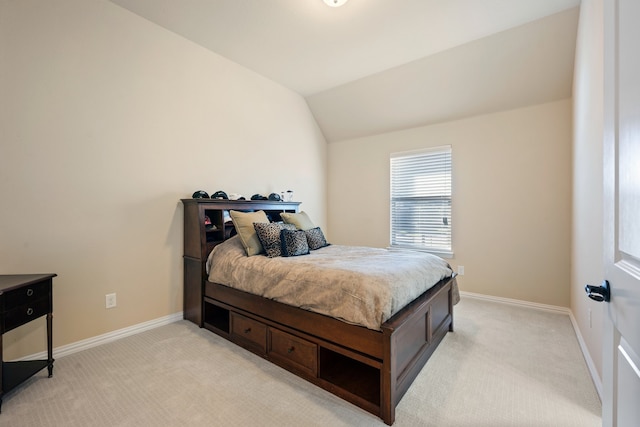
[244, 328, 251, 334]
[27, 289, 34, 297]
[287, 346, 295, 354]
[27, 308, 34, 316]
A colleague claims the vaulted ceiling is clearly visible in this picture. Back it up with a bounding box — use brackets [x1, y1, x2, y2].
[109, 0, 581, 142]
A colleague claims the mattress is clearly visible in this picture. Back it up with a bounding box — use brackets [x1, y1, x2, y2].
[206, 236, 457, 330]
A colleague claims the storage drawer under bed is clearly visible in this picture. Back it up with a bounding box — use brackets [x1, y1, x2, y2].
[230, 312, 267, 353]
[268, 327, 318, 377]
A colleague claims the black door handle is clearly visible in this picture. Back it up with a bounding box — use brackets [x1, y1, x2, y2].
[585, 280, 610, 302]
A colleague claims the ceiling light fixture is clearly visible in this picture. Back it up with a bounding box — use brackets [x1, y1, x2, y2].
[323, 0, 348, 7]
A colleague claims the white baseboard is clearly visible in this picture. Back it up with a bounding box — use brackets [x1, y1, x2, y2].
[460, 291, 603, 400]
[19, 312, 184, 361]
[568, 311, 603, 400]
[460, 291, 570, 314]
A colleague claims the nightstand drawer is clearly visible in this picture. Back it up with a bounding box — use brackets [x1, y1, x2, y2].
[268, 328, 317, 377]
[3, 280, 50, 311]
[230, 313, 267, 353]
[4, 298, 50, 332]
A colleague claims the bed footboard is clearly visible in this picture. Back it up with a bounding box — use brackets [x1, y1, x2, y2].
[381, 276, 455, 424]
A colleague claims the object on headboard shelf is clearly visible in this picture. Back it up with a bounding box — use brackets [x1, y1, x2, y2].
[211, 190, 228, 200]
[281, 190, 294, 202]
[191, 190, 209, 199]
[204, 216, 217, 231]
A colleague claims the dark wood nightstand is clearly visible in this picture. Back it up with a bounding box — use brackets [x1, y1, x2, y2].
[0, 274, 56, 412]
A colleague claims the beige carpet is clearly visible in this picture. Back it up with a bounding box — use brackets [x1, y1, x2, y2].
[2, 297, 601, 426]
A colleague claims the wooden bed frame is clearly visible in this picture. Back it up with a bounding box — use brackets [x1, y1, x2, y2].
[181, 199, 456, 425]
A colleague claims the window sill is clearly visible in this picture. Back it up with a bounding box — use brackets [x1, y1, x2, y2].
[388, 245, 453, 259]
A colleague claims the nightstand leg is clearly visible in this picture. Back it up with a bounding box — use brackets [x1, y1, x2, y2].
[47, 312, 53, 377]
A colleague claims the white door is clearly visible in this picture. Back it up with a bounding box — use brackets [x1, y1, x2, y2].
[601, 0, 640, 426]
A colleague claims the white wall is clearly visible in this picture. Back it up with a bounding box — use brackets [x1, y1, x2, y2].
[0, 0, 326, 358]
[327, 100, 572, 307]
[571, 0, 604, 389]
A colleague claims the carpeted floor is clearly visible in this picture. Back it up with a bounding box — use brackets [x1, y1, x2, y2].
[1, 297, 602, 426]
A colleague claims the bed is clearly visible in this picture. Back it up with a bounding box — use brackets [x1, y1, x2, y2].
[181, 199, 458, 425]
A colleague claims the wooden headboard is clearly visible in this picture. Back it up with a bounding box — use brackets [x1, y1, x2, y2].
[180, 198, 300, 325]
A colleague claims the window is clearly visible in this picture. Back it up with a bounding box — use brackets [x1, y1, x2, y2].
[390, 146, 452, 256]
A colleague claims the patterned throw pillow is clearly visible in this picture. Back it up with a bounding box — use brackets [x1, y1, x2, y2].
[254, 222, 296, 258]
[280, 229, 310, 257]
[304, 227, 330, 250]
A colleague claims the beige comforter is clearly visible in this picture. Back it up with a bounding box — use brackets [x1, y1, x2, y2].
[207, 236, 457, 330]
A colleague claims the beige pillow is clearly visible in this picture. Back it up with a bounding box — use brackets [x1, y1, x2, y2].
[281, 211, 315, 231]
[229, 210, 270, 256]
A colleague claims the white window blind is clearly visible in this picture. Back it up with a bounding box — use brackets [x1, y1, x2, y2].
[390, 146, 452, 255]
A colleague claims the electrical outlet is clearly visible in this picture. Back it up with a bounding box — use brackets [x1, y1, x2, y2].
[106, 293, 117, 309]
[457, 265, 465, 276]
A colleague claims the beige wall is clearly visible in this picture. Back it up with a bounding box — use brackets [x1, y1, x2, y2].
[328, 100, 572, 307]
[0, 0, 326, 359]
[571, 0, 604, 388]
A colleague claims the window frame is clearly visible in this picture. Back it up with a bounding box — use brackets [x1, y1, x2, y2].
[389, 145, 453, 258]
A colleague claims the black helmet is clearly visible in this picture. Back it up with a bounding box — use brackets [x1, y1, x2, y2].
[268, 193, 281, 201]
[211, 190, 228, 200]
[250, 194, 268, 200]
[192, 190, 209, 199]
